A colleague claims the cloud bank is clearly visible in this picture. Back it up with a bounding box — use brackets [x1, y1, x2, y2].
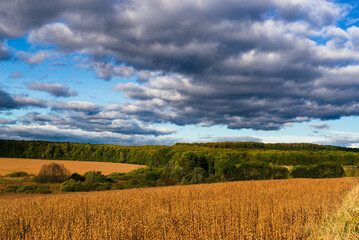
[1, 0, 359, 145]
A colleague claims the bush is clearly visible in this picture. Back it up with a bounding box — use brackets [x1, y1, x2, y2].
[311, 163, 344, 178]
[107, 172, 126, 181]
[35, 163, 70, 183]
[272, 166, 289, 179]
[235, 162, 273, 180]
[111, 184, 126, 190]
[291, 163, 345, 178]
[16, 185, 38, 193]
[68, 173, 85, 182]
[34, 187, 51, 194]
[6, 186, 19, 193]
[95, 185, 111, 191]
[84, 171, 107, 183]
[181, 167, 206, 184]
[206, 173, 222, 183]
[5, 171, 29, 177]
[291, 166, 311, 178]
[60, 179, 87, 192]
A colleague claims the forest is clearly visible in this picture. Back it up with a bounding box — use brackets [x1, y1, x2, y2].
[0, 139, 357, 191]
[1, 139, 358, 167]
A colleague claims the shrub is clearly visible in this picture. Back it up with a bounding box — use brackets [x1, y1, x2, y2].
[34, 187, 51, 194]
[95, 185, 111, 191]
[60, 179, 87, 192]
[16, 185, 38, 193]
[206, 173, 222, 183]
[68, 173, 85, 182]
[291, 166, 311, 178]
[35, 163, 70, 183]
[235, 162, 273, 180]
[291, 163, 345, 178]
[181, 167, 206, 184]
[107, 172, 126, 181]
[311, 163, 344, 178]
[111, 184, 126, 190]
[272, 166, 289, 179]
[5, 171, 29, 177]
[6, 186, 19, 193]
[84, 171, 107, 183]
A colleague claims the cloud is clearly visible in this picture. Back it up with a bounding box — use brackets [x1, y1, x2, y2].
[2, 0, 359, 133]
[51, 101, 101, 114]
[201, 136, 263, 143]
[0, 0, 112, 38]
[310, 123, 331, 130]
[0, 41, 11, 60]
[348, 143, 359, 148]
[0, 124, 177, 145]
[26, 82, 77, 97]
[9, 71, 23, 79]
[17, 50, 56, 65]
[0, 88, 47, 110]
[0, 118, 15, 124]
[316, 131, 359, 147]
[92, 62, 135, 80]
[25, 111, 175, 136]
[12, 96, 48, 108]
[50, 62, 67, 67]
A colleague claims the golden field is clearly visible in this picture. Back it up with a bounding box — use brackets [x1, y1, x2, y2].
[0, 178, 358, 239]
[0, 158, 146, 175]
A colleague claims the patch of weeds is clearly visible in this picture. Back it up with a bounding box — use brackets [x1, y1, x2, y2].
[5, 172, 30, 177]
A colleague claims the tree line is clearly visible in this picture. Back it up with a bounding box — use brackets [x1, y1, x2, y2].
[1, 140, 352, 192]
[1, 140, 359, 168]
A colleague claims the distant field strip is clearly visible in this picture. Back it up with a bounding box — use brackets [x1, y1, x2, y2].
[0, 178, 358, 239]
[0, 158, 146, 175]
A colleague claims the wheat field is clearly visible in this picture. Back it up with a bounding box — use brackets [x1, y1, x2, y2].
[0, 158, 146, 176]
[0, 178, 358, 239]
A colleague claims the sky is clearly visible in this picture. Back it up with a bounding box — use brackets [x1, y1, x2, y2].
[1, 0, 359, 147]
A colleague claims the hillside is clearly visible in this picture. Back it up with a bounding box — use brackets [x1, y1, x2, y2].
[1, 140, 359, 168]
[0, 178, 357, 239]
[0, 140, 357, 190]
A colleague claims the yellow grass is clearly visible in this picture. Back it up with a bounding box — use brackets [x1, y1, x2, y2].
[0, 157, 145, 175]
[0, 178, 357, 239]
[313, 183, 359, 239]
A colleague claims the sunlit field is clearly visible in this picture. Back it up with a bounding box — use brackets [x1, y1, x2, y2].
[0, 157, 146, 175]
[1, 178, 357, 239]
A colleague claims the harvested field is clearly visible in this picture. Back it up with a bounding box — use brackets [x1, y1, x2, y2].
[0, 178, 358, 239]
[0, 158, 146, 175]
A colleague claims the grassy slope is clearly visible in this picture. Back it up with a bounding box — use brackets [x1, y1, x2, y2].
[313, 184, 359, 239]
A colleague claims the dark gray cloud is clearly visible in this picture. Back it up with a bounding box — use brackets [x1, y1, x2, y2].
[0, 88, 47, 110]
[2, 0, 359, 132]
[0, 41, 11, 60]
[26, 82, 77, 97]
[0, 0, 113, 38]
[0, 89, 19, 109]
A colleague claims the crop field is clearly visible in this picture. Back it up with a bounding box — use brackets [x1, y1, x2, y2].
[0, 158, 146, 176]
[0, 178, 358, 239]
